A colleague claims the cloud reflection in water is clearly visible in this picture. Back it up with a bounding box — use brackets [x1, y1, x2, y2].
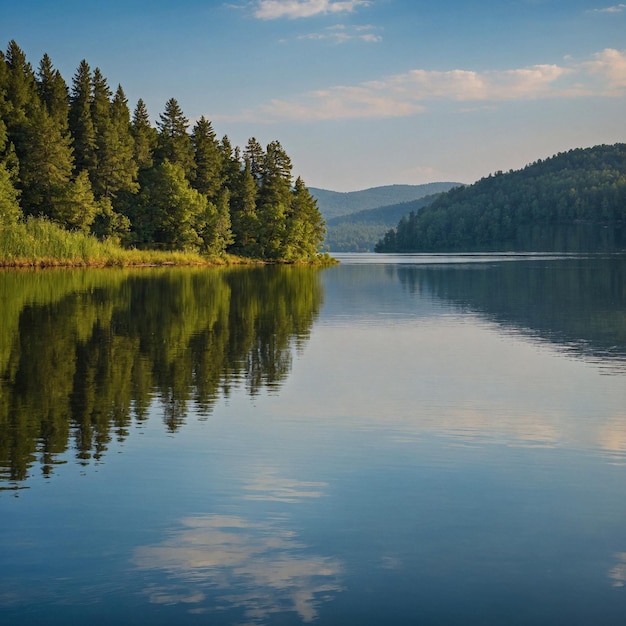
[134, 476, 342, 624]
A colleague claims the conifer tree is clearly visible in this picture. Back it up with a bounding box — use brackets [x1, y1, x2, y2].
[19, 100, 75, 217]
[69, 60, 96, 173]
[53, 169, 99, 231]
[0, 160, 21, 225]
[109, 85, 138, 194]
[0, 117, 21, 225]
[136, 159, 206, 249]
[90, 78, 138, 202]
[130, 98, 156, 171]
[155, 98, 194, 178]
[257, 140, 292, 258]
[244, 137, 264, 183]
[4, 41, 38, 129]
[191, 116, 223, 202]
[285, 176, 326, 260]
[229, 158, 259, 256]
[218, 135, 241, 190]
[37, 54, 69, 127]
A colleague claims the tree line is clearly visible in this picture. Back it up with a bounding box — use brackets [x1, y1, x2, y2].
[0, 40, 326, 261]
[376, 144, 626, 252]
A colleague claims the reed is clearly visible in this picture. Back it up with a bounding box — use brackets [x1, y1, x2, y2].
[0, 217, 219, 267]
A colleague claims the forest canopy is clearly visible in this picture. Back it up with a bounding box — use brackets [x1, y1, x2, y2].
[376, 144, 626, 253]
[0, 40, 326, 261]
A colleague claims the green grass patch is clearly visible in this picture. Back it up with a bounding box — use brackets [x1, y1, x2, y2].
[0, 217, 224, 267]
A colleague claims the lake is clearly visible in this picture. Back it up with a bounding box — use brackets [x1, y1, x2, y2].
[1, 253, 626, 625]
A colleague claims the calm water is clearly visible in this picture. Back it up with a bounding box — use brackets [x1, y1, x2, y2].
[1, 254, 626, 625]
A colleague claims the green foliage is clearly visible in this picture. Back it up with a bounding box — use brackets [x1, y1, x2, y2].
[191, 116, 223, 202]
[137, 159, 207, 250]
[0, 160, 21, 224]
[0, 41, 331, 263]
[376, 145, 626, 252]
[155, 97, 195, 177]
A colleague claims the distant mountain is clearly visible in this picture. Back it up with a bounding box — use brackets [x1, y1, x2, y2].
[376, 144, 626, 253]
[310, 183, 461, 221]
[325, 194, 446, 252]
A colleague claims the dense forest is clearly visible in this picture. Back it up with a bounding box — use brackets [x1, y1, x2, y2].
[0, 41, 325, 261]
[376, 144, 626, 252]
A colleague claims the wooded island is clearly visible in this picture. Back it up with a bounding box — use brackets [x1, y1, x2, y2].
[0, 41, 327, 265]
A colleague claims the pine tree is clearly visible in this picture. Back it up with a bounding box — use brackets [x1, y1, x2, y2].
[37, 53, 69, 127]
[285, 176, 326, 260]
[191, 116, 223, 202]
[136, 159, 206, 249]
[257, 140, 292, 258]
[18, 101, 75, 217]
[229, 158, 259, 256]
[53, 169, 98, 231]
[0, 160, 21, 225]
[109, 85, 138, 195]
[90, 79, 138, 202]
[130, 98, 156, 171]
[155, 98, 194, 178]
[4, 41, 37, 128]
[199, 187, 233, 254]
[244, 137, 264, 183]
[218, 135, 241, 190]
[69, 60, 96, 173]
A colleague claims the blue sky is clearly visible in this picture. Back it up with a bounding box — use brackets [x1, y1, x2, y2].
[2, 0, 625, 190]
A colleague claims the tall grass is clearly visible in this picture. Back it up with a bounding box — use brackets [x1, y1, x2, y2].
[0, 217, 220, 267]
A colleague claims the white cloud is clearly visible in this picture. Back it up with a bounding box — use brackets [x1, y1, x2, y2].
[213, 49, 626, 123]
[254, 0, 370, 20]
[589, 3, 626, 12]
[583, 48, 626, 90]
[297, 23, 382, 43]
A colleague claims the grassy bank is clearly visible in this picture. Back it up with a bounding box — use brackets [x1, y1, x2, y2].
[0, 217, 234, 267]
[0, 217, 336, 268]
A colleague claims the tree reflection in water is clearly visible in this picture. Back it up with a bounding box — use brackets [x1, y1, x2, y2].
[0, 266, 324, 486]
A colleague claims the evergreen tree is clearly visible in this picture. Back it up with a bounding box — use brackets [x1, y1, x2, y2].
[109, 85, 138, 195]
[69, 60, 96, 173]
[285, 176, 326, 260]
[155, 98, 194, 178]
[218, 135, 241, 190]
[130, 98, 157, 171]
[244, 137, 264, 183]
[4, 41, 38, 131]
[135, 159, 206, 249]
[257, 140, 292, 258]
[0, 160, 21, 225]
[36, 53, 69, 127]
[90, 79, 138, 202]
[191, 115, 223, 202]
[3, 40, 39, 176]
[53, 169, 99, 231]
[229, 158, 259, 256]
[18, 101, 75, 217]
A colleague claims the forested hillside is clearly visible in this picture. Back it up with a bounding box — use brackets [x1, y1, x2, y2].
[0, 41, 325, 261]
[325, 194, 446, 251]
[376, 144, 626, 253]
[311, 183, 459, 221]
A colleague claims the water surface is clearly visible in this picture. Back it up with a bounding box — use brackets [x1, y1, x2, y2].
[1, 254, 626, 625]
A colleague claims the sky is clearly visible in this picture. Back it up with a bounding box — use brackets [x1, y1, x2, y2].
[2, 0, 625, 191]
